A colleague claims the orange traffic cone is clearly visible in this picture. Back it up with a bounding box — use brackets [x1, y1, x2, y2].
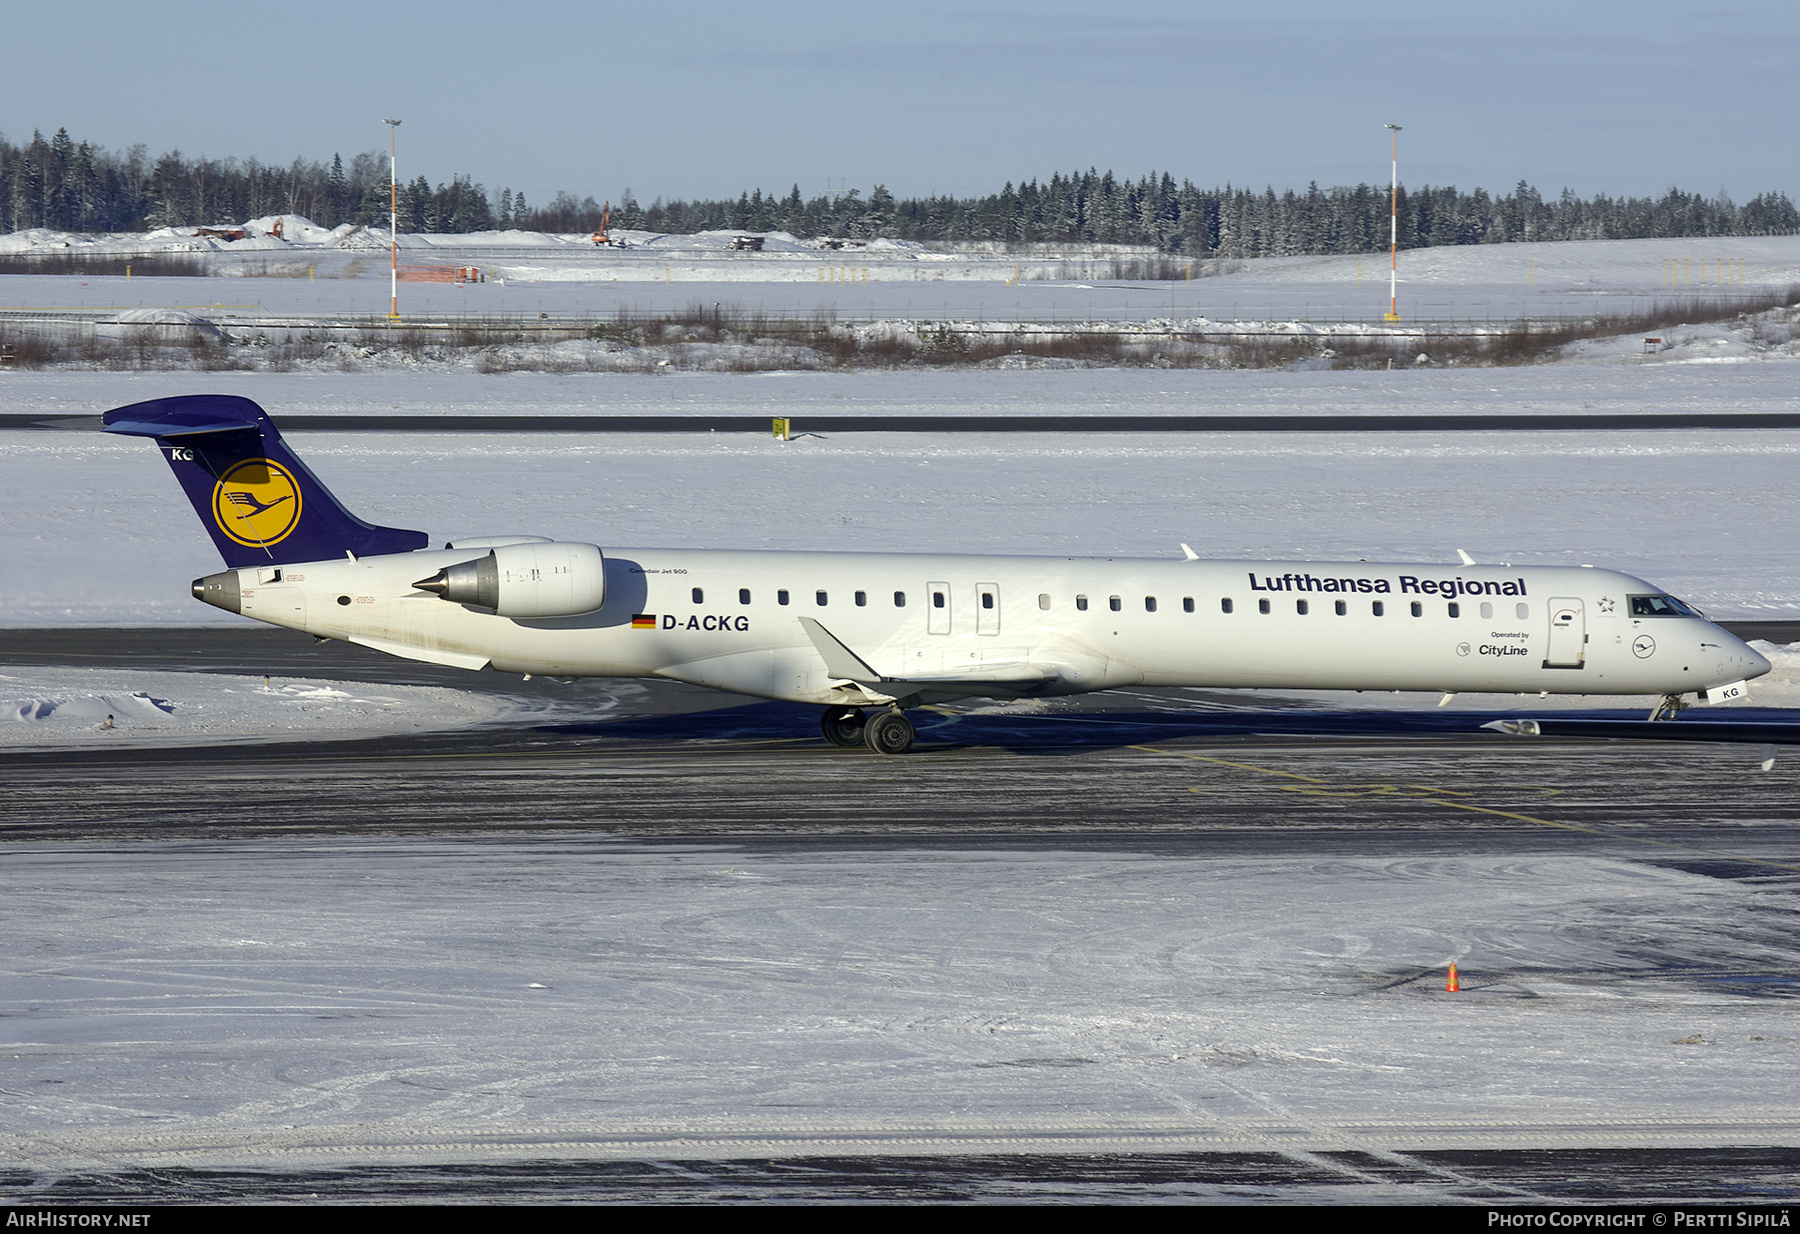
[1446, 962, 1461, 993]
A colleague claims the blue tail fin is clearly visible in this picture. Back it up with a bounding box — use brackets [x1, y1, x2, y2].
[103, 394, 429, 567]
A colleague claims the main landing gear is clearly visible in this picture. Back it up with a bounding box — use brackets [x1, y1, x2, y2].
[819, 705, 916, 755]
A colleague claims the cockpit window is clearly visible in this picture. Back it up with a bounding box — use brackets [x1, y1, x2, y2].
[1629, 594, 1701, 617]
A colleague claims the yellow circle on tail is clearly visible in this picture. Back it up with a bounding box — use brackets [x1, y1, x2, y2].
[212, 459, 302, 547]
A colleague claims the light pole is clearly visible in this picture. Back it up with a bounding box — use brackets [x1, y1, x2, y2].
[384, 118, 402, 321]
[1384, 123, 1402, 322]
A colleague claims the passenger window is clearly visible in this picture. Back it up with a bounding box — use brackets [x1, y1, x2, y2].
[1076, 595, 1088, 611]
[1221, 598, 1234, 614]
[1183, 597, 1194, 613]
[933, 591, 946, 608]
[855, 591, 867, 607]
[1038, 593, 1051, 610]
[739, 588, 751, 604]
[1373, 600, 1385, 617]
[1448, 602, 1461, 618]
[816, 590, 828, 606]
[1335, 600, 1346, 616]
[1516, 603, 1529, 619]
[1259, 599, 1271, 615]
[1480, 602, 1493, 619]
[778, 590, 790, 606]
[692, 587, 704, 604]
[981, 593, 994, 609]
[895, 591, 906, 607]
[1410, 601, 1423, 617]
[1296, 599, 1309, 615]
[1109, 596, 1121, 612]
[1144, 596, 1157, 613]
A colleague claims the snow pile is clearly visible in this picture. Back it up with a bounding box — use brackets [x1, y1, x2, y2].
[0, 668, 515, 747]
[94, 308, 222, 341]
[1746, 641, 1800, 700]
[0, 227, 204, 255]
[8, 687, 173, 726]
[633, 229, 814, 253]
[241, 214, 340, 245]
[0, 227, 93, 254]
[1558, 310, 1800, 366]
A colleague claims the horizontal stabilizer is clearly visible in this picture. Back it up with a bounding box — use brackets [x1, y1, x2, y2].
[104, 416, 260, 438]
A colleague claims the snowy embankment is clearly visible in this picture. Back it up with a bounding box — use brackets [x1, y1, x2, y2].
[0, 667, 516, 748]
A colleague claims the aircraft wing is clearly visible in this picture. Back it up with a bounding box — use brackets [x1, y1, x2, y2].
[798, 617, 1054, 688]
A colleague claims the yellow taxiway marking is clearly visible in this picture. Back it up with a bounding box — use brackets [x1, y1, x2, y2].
[1131, 743, 1800, 874]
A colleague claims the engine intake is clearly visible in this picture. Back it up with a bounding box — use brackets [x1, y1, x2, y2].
[414, 541, 605, 617]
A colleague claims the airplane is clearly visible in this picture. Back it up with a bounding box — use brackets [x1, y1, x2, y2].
[103, 394, 1772, 755]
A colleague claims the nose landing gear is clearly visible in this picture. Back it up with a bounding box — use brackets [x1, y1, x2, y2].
[820, 705, 916, 754]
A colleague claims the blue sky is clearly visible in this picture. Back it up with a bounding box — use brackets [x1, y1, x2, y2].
[4, 1, 1793, 206]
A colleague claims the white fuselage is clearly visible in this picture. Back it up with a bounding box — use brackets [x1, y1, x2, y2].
[228, 547, 1770, 706]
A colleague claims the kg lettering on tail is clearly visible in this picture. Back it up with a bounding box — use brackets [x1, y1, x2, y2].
[105, 394, 1772, 756]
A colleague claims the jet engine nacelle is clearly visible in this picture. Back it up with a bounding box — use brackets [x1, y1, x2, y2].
[414, 541, 606, 617]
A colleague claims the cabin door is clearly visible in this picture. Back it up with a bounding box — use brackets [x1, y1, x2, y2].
[1545, 597, 1585, 668]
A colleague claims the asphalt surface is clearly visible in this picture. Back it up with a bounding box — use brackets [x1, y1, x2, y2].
[10, 1149, 1800, 1205]
[7, 626, 1800, 853]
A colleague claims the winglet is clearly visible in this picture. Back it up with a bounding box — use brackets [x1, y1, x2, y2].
[1457, 548, 1476, 566]
[1180, 543, 1199, 561]
[798, 617, 882, 681]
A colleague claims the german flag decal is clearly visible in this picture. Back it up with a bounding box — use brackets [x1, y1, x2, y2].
[631, 614, 657, 630]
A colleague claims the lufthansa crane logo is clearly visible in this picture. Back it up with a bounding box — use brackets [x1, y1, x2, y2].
[212, 459, 302, 547]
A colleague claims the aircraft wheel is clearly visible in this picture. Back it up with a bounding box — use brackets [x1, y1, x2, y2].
[820, 705, 866, 747]
[863, 709, 915, 756]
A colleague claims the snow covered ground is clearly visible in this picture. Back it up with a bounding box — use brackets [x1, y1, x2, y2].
[4, 229, 1797, 324]
[3, 836, 1796, 1173]
[0, 667, 516, 748]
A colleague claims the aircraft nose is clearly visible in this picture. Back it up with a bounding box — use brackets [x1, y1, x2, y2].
[1744, 642, 1773, 680]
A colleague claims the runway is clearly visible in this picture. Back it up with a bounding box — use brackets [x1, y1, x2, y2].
[5, 628, 1800, 1203]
